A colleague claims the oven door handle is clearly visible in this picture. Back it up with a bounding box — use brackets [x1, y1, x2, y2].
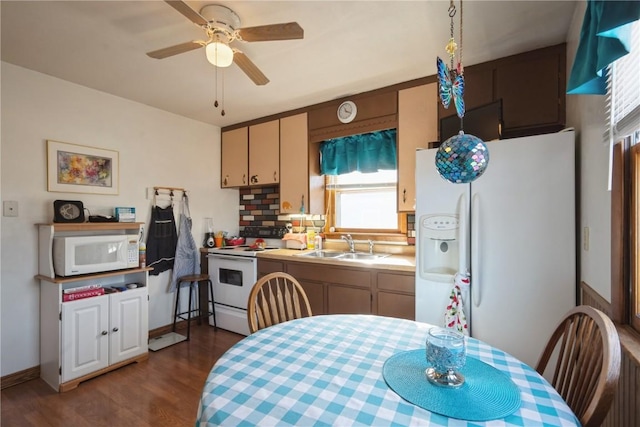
[207, 254, 256, 263]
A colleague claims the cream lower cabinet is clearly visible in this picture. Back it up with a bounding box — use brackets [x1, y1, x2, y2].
[40, 269, 149, 392]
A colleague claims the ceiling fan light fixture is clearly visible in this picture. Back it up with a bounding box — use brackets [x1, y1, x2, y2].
[206, 42, 234, 67]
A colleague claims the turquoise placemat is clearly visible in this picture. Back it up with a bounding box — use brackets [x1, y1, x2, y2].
[383, 349, 521, 421]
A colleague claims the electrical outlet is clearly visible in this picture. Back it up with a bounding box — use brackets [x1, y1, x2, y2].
[583, 226, 590, 251]
[3, 201, 18, 217]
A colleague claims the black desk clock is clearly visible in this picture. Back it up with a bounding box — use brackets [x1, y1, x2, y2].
[53, 200, 85, 223]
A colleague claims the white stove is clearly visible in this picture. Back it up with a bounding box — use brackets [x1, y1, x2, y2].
[207, 244, 281, 257]
[207, 228, 285, 335]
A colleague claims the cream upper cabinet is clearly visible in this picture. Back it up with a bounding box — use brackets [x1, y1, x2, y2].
[280, 113, 308, 214]
[221, 127, 248, 188]
[397, 83, 438, 211]
[249, 120, 280, 186]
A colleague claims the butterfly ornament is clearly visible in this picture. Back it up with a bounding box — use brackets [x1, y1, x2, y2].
[437, 57, 465, 118]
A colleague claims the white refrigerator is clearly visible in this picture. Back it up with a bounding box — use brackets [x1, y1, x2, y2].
[414, 130, 576, 367]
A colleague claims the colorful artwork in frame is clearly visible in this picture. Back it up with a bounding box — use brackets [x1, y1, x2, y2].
[47, 140, 119, 195]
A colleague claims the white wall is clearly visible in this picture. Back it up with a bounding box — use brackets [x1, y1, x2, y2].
[0, 62, 239, 376]
[565, 1, 612, 301]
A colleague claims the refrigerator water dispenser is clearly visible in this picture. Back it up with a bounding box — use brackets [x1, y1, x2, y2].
[419, 214, 460, 282]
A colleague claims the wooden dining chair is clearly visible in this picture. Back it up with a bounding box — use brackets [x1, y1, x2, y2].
[247, 272, 312, 333]
[535, 305, 621, 427]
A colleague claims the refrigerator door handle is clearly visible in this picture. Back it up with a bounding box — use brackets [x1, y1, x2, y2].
[472, 193, 481, 306]
[457, 193, 468, 274]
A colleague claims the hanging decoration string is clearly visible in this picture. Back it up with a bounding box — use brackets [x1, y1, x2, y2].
[435, 0, 490, 185]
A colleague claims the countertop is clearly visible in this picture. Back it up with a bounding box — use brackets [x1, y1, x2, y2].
[256, 248, 416, 273]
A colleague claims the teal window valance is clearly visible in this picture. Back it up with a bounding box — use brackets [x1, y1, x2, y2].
[567, 0, 640, 95]
[320, 129, 397, 176]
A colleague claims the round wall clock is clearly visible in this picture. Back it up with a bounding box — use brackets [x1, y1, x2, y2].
[337, 100, 357, 123]
[53, 200, 85, 223]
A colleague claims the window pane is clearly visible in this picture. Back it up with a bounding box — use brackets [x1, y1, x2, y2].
[336, 189, 397, 229]
[330, 170, 398, 230]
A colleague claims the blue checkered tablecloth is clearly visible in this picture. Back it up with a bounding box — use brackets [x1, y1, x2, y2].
[196, 315, 579, 426]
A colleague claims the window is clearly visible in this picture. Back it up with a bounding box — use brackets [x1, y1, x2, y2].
[329, 170, 399, 230]
[320, 129, 407, 239]
[610, 20, 640, 332]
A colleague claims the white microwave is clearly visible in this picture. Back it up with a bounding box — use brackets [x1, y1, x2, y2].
[53, 235, 139, 276]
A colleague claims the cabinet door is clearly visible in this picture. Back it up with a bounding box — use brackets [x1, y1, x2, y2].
[398, 83, 438, 211]
[297, 279, 325, 316]
[109, 288, 148, 365]
[221, 127, 248, 187]
[327, 286, 371, 314]
[61, 296, 109, 382]
[377, 292, 415, 320]
[496, 52, 563, 133]
[249, 120, 280, 185]
[280, 113, 308, 214]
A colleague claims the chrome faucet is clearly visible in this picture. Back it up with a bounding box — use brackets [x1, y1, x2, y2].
[368, 239, 374, 254]
[342, 234, 356, 253]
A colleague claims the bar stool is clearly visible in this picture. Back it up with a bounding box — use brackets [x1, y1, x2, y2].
[172, 273, 216, 341]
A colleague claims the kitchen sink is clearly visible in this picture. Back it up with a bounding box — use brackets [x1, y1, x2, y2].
[338, 252, 390, 261]
[297, 250, 390, 262]
[298, 250, 345, 258]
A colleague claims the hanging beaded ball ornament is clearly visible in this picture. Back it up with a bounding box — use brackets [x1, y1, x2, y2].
[435, 131, 490, 183]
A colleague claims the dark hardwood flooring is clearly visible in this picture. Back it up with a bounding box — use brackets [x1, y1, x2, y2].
[1, 324, 244, 427]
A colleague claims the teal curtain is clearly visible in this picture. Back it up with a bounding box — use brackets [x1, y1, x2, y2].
[567, 0, 640, 95]
[320, 129, 397, 175]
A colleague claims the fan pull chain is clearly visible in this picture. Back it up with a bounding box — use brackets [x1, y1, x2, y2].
[214, 63, 219, 108]
[221, 68, 225, 116]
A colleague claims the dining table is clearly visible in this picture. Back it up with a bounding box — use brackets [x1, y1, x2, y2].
[196, 315, 579, 426]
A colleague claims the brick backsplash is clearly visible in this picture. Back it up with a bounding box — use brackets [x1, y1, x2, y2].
[239, 185, 325, 231]
[239, 185, 281, 227]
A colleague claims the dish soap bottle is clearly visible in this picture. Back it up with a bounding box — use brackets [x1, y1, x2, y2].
[306, 229, 316, 249]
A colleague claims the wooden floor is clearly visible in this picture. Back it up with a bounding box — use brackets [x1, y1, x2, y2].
[1, 324, 244, 427]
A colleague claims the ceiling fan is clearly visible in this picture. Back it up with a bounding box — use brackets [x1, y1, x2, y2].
[147, 1, 304, 85]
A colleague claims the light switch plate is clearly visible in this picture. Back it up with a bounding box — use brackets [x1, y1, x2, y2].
[3, 201, 18, 217]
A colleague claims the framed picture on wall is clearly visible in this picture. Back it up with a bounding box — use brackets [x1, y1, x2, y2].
[47, 140, 119, 195]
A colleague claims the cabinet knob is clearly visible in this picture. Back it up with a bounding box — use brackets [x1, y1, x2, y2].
[403, 188, 407, 203]
[112, 327, 119, 332]
[250, 175, 258, 184]
[243, 174, 247, 184]
[223, 175, 228, 186]
[273, 171, 277, 182]
[101, 331, 108, 336]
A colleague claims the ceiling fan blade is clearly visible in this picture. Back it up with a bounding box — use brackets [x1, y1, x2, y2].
[147, 41, 203, 59]
[233, 51, 269, 85]
[238, 22, 304, 42]
[165, 0, 208, 26]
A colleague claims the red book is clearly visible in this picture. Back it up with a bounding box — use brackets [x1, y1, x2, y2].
[62, 288, 105, 302]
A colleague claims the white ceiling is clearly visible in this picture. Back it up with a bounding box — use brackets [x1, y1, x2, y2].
[1, 1, 578, 128]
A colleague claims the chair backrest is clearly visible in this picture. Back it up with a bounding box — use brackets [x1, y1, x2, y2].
[535, 305, 621, 427]
[247, 272, 312, 334]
